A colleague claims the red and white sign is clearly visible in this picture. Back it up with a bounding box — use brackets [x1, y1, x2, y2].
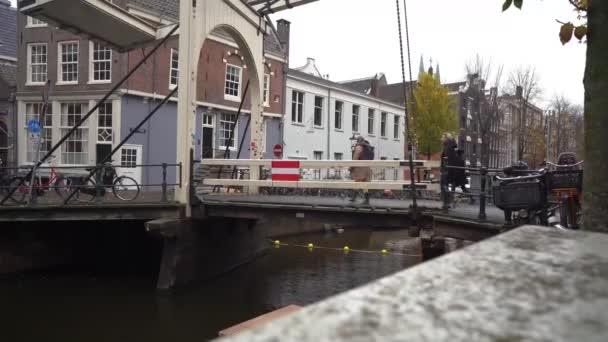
[273, 144, 283, 157]
[271, 161, 300, 182]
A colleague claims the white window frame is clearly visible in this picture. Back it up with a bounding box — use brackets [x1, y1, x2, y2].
[219, 113, 238, 150]
[335, 101, 343, 131]
[26, 16, 47, 28]
[352, 105, 360, 133]
[97, 101, 113, 144]
[393, 115, 400, 140]
[169, 48, 179, 90]
[89, 42, 112, 84]
[60, 102, 89, 165]
[381, 112, 388, 138]
[27, 43, 47, 85]
[224, 64, 242, 102]
[313, 96, 324, 128]
[263, 74, 270, 107]
[367, 108, 375, 136]
[57, 41, 79, 85]
[24, 103, 53, 163]
[291, 90, 304, 124]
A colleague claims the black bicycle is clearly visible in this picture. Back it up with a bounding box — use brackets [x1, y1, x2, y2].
[70, 162, 140, 202]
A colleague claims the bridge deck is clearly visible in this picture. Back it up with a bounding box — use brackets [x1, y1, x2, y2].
[201, 194, 505, 225]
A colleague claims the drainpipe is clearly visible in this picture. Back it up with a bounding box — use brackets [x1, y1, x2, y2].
[327, 88, 331, 161]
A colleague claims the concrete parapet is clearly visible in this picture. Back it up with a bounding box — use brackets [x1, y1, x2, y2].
[218, 226, 608, 341]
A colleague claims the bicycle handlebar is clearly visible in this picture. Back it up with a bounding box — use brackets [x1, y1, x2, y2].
[495, 172, 545, 182]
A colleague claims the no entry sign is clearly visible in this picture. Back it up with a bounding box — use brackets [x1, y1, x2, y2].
[273, 144, 283, 157]
[271, 161, 300, 181]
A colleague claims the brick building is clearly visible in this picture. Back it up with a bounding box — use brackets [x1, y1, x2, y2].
[0, 0, 17, 167]
[14, 0, 287, 185]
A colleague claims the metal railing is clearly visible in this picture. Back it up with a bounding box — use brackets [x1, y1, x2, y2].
[0, 162, 182, 207]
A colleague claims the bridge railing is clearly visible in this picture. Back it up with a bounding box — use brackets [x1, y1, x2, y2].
[196, 159, 441, 199]
[0, 162, 182, 206]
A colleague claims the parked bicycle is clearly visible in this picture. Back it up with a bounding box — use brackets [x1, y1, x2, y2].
[7, 155, 72, 204]
[69, 161, 140, 202]
[493, 154, 583, 229]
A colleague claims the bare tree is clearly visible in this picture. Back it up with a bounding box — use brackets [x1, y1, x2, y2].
[507, 65, 543, 163]
[464, 54, 504, 167]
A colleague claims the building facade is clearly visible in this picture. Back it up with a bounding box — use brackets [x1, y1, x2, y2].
[15, 0, 287, 185]
[498, 89, 545, 169]
[285, 59, 406, 180]
[0, 0, 17, 167]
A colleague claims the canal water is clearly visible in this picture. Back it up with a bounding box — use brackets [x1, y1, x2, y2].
[0, 228, 421, 341]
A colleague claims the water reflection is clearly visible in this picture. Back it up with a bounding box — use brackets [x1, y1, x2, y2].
[0, 228, 421, 341]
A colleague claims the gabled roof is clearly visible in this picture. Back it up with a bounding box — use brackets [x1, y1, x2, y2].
[288, 68, 404, 108]
[126, 0, 286, 57]
[0, 1, 17, 60]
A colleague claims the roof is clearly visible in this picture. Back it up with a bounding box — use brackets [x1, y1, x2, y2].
[126, 0, 285, 56]
[0, 1, 17, 59]
[378, 82, 415, 106]
[0, 62, 16, 87]
[287, 68, 404, 108]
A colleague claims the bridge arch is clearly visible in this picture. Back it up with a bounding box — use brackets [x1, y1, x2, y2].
[176, 0, 267, 207]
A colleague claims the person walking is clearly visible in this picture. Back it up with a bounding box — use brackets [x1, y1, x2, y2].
[451, 149, 474, 204]
[349, 136, 374, 205]
[441, 133, 458, 205]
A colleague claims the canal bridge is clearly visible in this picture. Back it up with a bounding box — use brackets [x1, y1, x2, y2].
[5, 0, 506, 290]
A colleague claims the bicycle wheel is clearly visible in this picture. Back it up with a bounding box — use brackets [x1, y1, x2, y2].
[54, 176, 74, 200]
[74, 178, 97, 203]
[112, 176, 140, 201]
[7, 177, 30, 204]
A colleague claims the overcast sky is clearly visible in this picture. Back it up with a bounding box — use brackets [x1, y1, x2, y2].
[10, 0, 586, 107]
[270, 0, 586, 107]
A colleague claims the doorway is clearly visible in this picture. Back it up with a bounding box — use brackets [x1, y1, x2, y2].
[202, 114, 214, 159]
[118, 144, 143, 185]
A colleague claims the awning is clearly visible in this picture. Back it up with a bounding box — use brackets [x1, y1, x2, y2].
[19, 0, 160, 51]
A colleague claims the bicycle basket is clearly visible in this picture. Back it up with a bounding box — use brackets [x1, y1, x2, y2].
[546, 170, 582, 192]
[493, 180, 546, 211]
[102, 166, 116, 184]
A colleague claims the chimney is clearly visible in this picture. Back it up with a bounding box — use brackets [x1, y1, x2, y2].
[515, 86, 523, 98]
[276, 19, 291, 60]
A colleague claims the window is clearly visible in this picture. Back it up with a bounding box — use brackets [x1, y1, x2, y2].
[27, 16, 47, 27]
[368, 109, 375, 135]
[314, 96, 323, 127]
[60, 103, 89, 165]
[121, 148, 137, 168]
[352, 105, 360, 133]
[91, 42, 112, 83]
[381, 112, 387, 137]
[97, 102, 113, 143]
[394, 115, 400, 139]
[169, 48, 179, 89]
[219, 113, 237, 149]
[334, 153, 343, 178]
[393, 158, 399, 180]
[313, 151, 323, 179]
[335, 101, 343, 130]
[263, 74, 270, 106]
[25, 103, 53, 162]
[27, 43, 47, 84]
[224, 64, 242, 101]
[58, 41, 79, 84]
[291, 90, 304, 124]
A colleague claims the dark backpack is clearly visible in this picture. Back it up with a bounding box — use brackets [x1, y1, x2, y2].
[361, 144, 375, 160]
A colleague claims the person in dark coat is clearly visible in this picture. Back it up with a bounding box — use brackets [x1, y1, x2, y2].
[441, 133, 458, 204]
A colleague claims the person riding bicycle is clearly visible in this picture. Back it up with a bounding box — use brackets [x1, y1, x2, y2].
[349, 136, 374, 204]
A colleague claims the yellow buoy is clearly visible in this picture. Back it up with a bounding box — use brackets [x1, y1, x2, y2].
[308, 243, 314, 248]
[343, 246, 350, 252]
[381, 249, 389, 255]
